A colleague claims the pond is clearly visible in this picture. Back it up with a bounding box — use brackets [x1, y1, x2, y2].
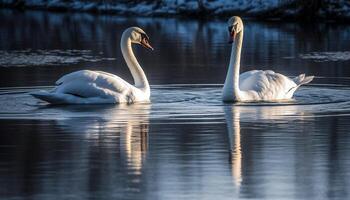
[0, 9, 350, 200]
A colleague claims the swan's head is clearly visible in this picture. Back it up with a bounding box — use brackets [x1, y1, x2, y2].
[127, 27, 154, 50]
[227, 16, 243, 44]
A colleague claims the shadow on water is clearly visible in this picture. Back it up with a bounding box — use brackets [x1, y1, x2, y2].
[0, 9, 350, 200]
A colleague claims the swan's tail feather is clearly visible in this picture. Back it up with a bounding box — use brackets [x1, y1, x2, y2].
[30, 90, 70, 104]
[293, 74, 314, 86]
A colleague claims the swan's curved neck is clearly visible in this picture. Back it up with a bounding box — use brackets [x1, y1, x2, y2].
[121, 32, 150, 94]
[223, 29, 243, 101]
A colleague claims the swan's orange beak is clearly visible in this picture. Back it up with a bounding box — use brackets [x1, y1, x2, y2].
[141, 38, 154, 51]
[228, 30, 236, 44]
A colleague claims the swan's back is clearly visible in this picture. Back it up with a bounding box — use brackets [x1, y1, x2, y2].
[239, 70, 304, 100]
[56, 70, 130, 94]
[31, 70, 137, 104]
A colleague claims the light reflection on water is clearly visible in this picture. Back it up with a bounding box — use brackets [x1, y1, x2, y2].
[0, 9, 350, 200]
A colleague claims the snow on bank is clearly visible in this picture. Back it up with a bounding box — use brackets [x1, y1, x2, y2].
[0, 0, 284, 15]
[1, 0, 350, 20]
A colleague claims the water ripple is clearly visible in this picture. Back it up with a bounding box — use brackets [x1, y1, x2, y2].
[0, 84, 349, 122]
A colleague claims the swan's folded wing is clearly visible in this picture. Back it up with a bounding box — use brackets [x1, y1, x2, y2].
[54, 70, 131, 98]
[239, 70, 262, 91]
[239, 70, 297, 97]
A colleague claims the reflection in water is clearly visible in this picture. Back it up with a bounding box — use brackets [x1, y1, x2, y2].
[1, 9, 350, 87]
[224, 104, 311, 191]
[0, 104, 151, 198]
[123, 120, 148, 172]
[0, 86, 350, 199]
[223, 103, 350, 199]
[55, 104, 150, 174]
[225, 106, 242, 188]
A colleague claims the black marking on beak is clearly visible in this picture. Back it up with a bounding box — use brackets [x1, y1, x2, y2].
[140, 33, 154, 51]
[228, 26, 233, 32]
[141, 33, 149, 41]
[228, 25, 237, 44]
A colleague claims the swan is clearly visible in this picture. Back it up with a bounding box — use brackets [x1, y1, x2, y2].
[31, 27, 153, 104]
[223, 16, 314, 102]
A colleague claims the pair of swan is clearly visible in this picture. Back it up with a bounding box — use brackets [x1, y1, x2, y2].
[31, 16, 313, 104]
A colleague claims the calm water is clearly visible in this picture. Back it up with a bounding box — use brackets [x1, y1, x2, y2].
[1, 9, 350, 200]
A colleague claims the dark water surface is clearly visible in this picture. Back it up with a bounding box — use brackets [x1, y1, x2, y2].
[0, 9, 350, 200]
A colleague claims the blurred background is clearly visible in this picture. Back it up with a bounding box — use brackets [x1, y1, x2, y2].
[1, 0, 350, 21]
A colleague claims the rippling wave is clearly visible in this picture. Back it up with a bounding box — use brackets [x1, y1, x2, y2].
[0, 83, 350, 122]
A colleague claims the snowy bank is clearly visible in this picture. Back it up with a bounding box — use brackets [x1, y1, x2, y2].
[1, 0, 350, 21]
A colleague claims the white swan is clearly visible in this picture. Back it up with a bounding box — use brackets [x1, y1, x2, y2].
[223, 16, 314, 102]
[31, 27, 153, 104]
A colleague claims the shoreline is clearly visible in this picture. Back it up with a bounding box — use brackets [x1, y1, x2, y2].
[1, 0, 350, 22]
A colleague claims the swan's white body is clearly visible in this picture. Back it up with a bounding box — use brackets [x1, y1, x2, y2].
[31, 27, 151, 104]
[223, 17, 314, 102]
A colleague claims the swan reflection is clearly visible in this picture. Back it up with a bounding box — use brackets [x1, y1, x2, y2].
[123, 121, 148, 172]
[224, 104, 309, 189]
[50, 103, 150, 173]
[224, 106, 242, 188]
